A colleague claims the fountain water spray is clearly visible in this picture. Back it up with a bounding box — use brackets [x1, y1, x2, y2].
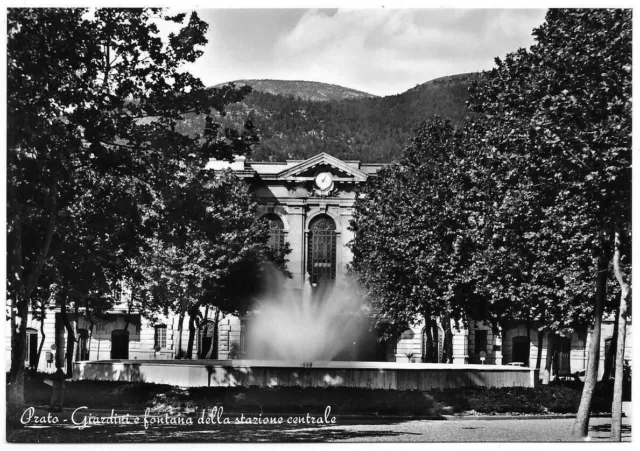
[246, 269, 372, 362]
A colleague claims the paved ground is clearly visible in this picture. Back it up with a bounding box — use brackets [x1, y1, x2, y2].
[6, 406, 632, 442]
[326, 416, 632, 442]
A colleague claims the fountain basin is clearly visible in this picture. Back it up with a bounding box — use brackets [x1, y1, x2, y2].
[73, 359, 538, 389]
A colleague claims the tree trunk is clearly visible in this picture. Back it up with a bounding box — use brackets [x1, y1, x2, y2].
[96, 321, 102, 360]
[9, 289, 28, 406]
[602, 292, 620, 382]
[55, 313, 65, 369]
[8, 211, 27, 406]
[175, 308, 186, 359]
[425, 321, 434, 362]
[421, 309, 434, 362]
[85, 299, 95, 361]
[123, 286, 134, 332]
[443, 314, 453, 363]
[610, 227, 630, 441]
[87, 321, 94, 361]
[205, 308, 220, 359]
[542, 332, 555, 385]
[526, 320, 532, 367]
[61, 295, 76, 378]
[36, 308, 47, 368]
[197, 305, 209, 359]
[186, 313, 197, 359]
[535, 308, 546, 370]
[572, 251, 607, 439]
[500, 323, 507, 366]
[536, 329, 544, 371]
[431, 319, 444, 363]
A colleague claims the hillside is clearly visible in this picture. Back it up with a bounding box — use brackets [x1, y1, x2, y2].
[218, 79, 377, 102]
[180, 73, 483, 163]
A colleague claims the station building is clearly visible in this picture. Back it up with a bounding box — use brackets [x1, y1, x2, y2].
[6, 153, 630, 380]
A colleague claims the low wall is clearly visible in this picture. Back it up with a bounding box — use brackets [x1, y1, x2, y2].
[73, 360, 537, 390]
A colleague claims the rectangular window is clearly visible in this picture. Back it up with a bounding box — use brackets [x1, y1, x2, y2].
[154, 325, 167, 349]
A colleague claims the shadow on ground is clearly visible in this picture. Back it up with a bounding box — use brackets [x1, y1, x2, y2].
[7, 422, 415, 443]
[591, 423, 632, 434]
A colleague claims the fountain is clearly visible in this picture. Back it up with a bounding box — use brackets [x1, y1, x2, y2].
[245, 272, 373, 363]
[73, 271, 538, 389]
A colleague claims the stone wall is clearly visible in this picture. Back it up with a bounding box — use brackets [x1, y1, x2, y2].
[74, 360, 538, 389]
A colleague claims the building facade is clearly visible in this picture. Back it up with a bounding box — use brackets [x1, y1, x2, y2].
[6, 153, 630, 380]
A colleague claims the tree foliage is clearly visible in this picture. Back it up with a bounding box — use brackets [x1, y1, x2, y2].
[133, 170, 273, 323]
[349, 117, 484, 349]
[350, 10, 631, 390]
[468, 8, 631, 439]
[7, 7, 258, 404]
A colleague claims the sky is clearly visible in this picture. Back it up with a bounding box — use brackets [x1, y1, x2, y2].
[167, 8, 548, 97]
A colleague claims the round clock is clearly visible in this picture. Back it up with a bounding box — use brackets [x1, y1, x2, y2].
[315, 172, 334, 191]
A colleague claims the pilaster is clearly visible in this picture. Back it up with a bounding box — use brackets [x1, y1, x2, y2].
[452, 326, 469, 364]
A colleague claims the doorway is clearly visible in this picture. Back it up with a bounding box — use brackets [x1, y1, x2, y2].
[512, 336, 531, 366]
[111, 329, 129, 359]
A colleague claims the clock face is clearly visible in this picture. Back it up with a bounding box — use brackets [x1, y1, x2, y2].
[315, 172, 333, 190]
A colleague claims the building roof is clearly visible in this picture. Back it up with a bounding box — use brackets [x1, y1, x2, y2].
[206, 153, 387, 180]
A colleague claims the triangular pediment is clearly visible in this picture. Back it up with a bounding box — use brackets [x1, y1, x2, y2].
[277, 153, 367, 182]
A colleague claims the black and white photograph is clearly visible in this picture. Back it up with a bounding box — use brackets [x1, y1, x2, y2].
[4, 1, 633, 443]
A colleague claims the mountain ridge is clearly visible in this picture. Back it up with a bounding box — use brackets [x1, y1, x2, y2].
[181, 72, 484, 163]
[216, 79, 377, 102]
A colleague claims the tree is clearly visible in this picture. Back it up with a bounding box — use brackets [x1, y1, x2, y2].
[131, 169, 275, 359]
[49, 162, 149, 376]
[349, 117, 484, 360]
[463, 114, 597, 377]
[7, 8, 257, 405]
[468, 9, 631, 439]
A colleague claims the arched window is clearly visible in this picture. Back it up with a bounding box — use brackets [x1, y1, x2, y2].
[422, 325, 444, 363]
[262, 214, 285, 252]
[307, 215, 337, 284]
[198, 320, 216, 358]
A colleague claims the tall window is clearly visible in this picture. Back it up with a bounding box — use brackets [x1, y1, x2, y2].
[198, 320, 216, 358]
[605, 337, 616, 373]
[307, 215, 337, 284]
[555, 336, 571, 375]
[26, 328, 38, 368]
[262, 214, 285, 252]
[77, 329, 90, 361]
[240, 320, 248, 357]
[154, 325, 167, 349]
